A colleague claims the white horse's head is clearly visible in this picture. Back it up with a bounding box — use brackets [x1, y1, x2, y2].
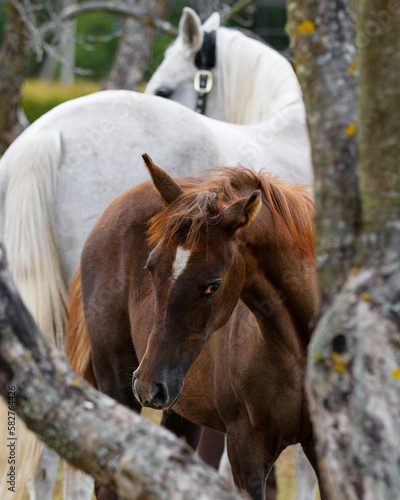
[145, 8, 225, 120]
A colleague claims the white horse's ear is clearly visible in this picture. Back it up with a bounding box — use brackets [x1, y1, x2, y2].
[179, 7, 203, 55]
[202, 12, 221, 31]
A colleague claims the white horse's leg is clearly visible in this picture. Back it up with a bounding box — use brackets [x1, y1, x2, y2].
[63, 461, 94, 500]
[218, 439, 235, 486]
[27, 446, 59, 500]
[295, 444, 318, 500]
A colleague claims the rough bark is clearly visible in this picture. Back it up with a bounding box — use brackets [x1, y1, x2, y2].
[357, 0, 400, 244]
[288, 1, 360, 304]
[307, 256, 400, 499]
[105, 0, 166, 91]
[288, 1, 400, 498]
[0, 246, 246, 500]
[0, 1, 32, 155]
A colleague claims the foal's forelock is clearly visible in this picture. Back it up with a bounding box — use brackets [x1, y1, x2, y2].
[147, 167, 315, 259]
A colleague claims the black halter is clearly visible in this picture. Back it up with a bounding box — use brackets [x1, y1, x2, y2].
[193, 31, 216, 114]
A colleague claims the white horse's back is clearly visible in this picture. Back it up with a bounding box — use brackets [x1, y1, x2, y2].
[1, 90, 311, 282]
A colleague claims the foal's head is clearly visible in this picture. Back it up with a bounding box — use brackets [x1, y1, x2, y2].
[132, 155, 263, 409]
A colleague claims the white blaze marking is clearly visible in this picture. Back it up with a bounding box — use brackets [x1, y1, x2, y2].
[172, 246, 191, 282]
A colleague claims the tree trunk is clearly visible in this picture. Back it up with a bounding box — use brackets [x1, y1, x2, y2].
[288, 0, 360, 305]
[307, 257, 400, 499]
[357, 0, 400, 240]
[0, 245, 246, 500]
[40, 0, 77, 83]
[289, 1, 400, 498]
[0, 1, 33, 155]
[105, 0, 166, 90]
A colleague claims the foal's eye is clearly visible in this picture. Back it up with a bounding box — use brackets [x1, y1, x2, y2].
[145, 262, 154, 273]
[202, 279, 222, 297]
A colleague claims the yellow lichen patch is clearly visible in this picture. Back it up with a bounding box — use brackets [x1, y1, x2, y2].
[392, 334, 400, 345]
[350, 267, 360, 275]
[297, 20, 315, 35]
[348, 61, 356, 74]
[360, 292, 372, 302]
[346, 123, 357, 136]
[391, 368, 400, 379]
[71, 378, 80, 387]
[314, 352, 324, 361]
[331, 352, 349, 373]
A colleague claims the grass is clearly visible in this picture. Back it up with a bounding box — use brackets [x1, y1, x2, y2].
[21, 78, 102, 123]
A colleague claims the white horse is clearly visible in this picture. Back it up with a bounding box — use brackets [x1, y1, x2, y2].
[0, 8, 313, 500]
[146, 7, 303, 124]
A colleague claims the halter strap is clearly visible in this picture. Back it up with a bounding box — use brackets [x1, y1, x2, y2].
[194, 31, 216, 114]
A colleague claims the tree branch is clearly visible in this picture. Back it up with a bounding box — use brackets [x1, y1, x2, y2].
[0, 245, 246, 499]
[39, 1, 178, 39]
[221, 0, 254, 24]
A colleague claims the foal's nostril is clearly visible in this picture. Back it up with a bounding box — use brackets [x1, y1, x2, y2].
[151, 382, 169, 408]
[132, 374, 169, 409]
[132, 377, 140, 402]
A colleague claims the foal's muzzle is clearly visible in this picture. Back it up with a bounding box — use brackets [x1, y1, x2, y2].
[132, 369, 181, 410]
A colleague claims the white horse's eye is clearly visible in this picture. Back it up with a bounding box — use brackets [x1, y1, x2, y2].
[155, 86, 173, 99]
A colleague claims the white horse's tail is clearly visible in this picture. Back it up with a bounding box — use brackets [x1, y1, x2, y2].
[0, 129, 68, 500]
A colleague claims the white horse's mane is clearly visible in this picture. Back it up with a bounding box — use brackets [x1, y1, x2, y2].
[216, 27, 303, 125]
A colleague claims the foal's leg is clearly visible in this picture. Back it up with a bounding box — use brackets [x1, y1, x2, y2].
[196, 427, 225, 469]
[161, 410, 202, 450]
[91, 339, 143, 500]
[226, 422, 276, 500]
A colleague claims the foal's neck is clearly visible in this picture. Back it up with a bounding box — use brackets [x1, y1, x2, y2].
[240, 228, 316, 350]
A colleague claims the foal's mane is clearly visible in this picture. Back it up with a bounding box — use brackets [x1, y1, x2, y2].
[148, 167, 314, 259]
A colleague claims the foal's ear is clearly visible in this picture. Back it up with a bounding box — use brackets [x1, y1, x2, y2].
[222, 191, 262, 233]
[142, 154, 183, 205]
[179, 7, 203, 55]
[202, 12, 221, 31]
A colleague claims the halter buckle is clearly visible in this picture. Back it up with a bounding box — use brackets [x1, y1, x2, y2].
[194, 70, 213, 94]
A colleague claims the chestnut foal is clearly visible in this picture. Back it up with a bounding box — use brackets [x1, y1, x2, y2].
[67, 155, 323, 499]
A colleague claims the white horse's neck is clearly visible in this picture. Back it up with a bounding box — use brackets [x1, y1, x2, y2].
[216, 28, 303, 125]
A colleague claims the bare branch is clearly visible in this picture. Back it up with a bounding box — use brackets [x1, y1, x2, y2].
[39, 1, 178, 39]
[221, 0, 254, 25]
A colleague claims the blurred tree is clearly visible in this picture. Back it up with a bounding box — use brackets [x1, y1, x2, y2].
[289, 0, 400, 497]
[0, 1, 37, 154]
[105, 0, 167, 91]
[40, 0, 77, 83]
